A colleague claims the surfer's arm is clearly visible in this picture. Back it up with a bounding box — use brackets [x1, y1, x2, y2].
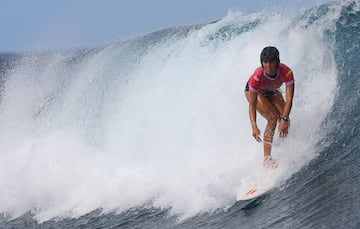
[279, 83, 294, 137]
[249, 91, 262, 142]
[283, 83, 294, 118]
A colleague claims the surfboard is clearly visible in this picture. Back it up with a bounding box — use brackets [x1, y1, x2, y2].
[236, 166, 279, 201]
[236, 186, 268, 200]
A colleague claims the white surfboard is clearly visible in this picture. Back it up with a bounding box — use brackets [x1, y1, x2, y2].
[236, 166, 280, 201]
[236, 186, 269, 200]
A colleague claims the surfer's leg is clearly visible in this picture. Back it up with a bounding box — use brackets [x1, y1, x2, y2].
[268, 91, 286, 120]
[245, 91, 278, 157]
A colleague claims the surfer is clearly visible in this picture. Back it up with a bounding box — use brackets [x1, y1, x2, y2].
[245, 46, 295, 169]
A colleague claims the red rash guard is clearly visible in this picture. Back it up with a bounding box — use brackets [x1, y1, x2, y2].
[248, 63, 294, 93]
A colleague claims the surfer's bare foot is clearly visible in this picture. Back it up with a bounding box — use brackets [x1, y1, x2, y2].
[263, 156, 278, 169]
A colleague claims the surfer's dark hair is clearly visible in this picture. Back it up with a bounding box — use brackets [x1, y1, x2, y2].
[260, 46, 280, 65]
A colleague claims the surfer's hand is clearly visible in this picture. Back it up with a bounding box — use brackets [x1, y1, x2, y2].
[252, 126, 262, 142]
[279, 120, 289, 137]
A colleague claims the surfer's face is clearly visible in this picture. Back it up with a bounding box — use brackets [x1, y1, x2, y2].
[262, 60, 278, 76]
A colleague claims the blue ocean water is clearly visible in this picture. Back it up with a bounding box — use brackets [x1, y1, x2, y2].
[0, 0, 359, 228]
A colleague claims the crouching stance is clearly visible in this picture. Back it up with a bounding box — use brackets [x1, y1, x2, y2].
[245, 46, 295, 169]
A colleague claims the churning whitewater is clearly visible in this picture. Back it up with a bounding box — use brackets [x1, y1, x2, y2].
[2, 1, 359, 228]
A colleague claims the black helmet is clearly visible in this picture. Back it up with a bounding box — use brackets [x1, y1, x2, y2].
[260, 46, 280, 64]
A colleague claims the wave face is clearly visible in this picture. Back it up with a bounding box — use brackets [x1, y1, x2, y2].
[1, 0, 359, 228]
